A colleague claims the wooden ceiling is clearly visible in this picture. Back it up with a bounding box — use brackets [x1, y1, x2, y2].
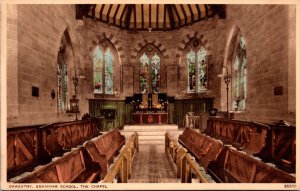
[76, 4, 226, 31]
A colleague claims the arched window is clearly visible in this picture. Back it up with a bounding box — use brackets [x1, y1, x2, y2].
[232, 36, 247, 111]
[57, 41, 68, 112]
[187, 45, 208, 93]
[139, 46, 161, 93]
[93, 41, 115, 95]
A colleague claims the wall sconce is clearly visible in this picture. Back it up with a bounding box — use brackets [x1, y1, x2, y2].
[51, 89, 55, 99]
[218, 65, 231, 119]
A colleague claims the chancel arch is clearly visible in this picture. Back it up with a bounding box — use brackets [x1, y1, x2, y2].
[5, 4, 296, 184]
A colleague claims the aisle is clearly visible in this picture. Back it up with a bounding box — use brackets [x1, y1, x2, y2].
[128, 144, 180, 183]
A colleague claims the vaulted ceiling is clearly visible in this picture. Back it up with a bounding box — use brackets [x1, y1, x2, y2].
[76, 4, 226, 31]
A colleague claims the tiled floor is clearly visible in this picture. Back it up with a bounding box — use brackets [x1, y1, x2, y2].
[129, 144, 180, 183]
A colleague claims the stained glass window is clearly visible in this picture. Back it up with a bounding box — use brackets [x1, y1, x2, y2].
[187, 46, 207, 93]
[93, 46, 103, 94]
[140, 52, 150, 93]
[197, 47, 207, 92]
[105, 48, 113, 94]
[151, 53, 160, 93]
[232, 36, 247, 111]
[187, 50, 196, 93]
[93, 44, 115, 95]
[57, 43, 68, 112]
[139, 49, 161, 93]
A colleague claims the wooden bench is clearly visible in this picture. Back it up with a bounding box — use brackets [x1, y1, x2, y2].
[207, 145, 295, 183]
[258, 120, 296, 173]
[7, 119, 101, 180]
[206, 117, 269, 154]
[206, 117, 295, 173]
[10, 147, 100, 183]
[178, 127, 223, 169]
[83, 128, 125, 178]
[7, 125, 40, 179]
[40, 119, 100, 160]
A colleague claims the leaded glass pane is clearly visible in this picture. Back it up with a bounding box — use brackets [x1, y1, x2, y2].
[105, 48, 114, 94]
[197, 47, 207, 92]
[57, 49, 68, 112]
[151, 53, 160, 93]
[187, 50, 196, 93]
[140, 52, 150, 93]
[233, 36, 247, 111]
[93, 46, 103, 94]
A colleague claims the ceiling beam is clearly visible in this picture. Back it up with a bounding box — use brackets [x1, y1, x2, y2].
[99, 4, 105, 22]
[196, 4, 201, 21]
[163, 4, 166, 29]
[91, 5, 96, 18]
[211, 5, 226, 19]
[106, 4, 113, 23]
[180, 4, 187, 25]
[120, 5, 127, 28]
[172, 5, 181, 27]
[156, 4, 159, 29]
[113, 4, 120, 25]
[187, 4, 194, 22]
[76, 4, 93, 20]
[166, 5, 175, 29]
[141, 4, 144, 29]
[204, 5, 209, 20]
[124, 5, 133, 29]
[149, 4, 152, 28]
[134, 4, 137, 29]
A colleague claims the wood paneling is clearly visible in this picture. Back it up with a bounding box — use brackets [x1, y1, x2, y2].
[208, 145, 295, 183]
[77, 4, 222, 31]
[41, 120, 100, 160]
[173, 98, 214, 128]
[12, 148, 99, 183]
[7, 126, 39, 178]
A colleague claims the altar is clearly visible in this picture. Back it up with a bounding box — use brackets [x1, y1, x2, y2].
[129, 93, 170, 125]
[133, 112, 168, 124]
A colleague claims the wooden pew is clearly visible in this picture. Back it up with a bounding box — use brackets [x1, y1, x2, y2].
[7, 119, 101, 180]
[10, 147, 100, 183]
[83, 128, 125, 178]
[178, 127, 223, 169]
[207, 145, 295, 183]
[257, 120, 296, 173]
[206, 117, 295, 173]
[40, 119, 100, 160]
[7, 125, 40, 179]
[206, 117, 269, 155]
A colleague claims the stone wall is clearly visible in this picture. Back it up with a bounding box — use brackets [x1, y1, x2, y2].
[7, 5, 85, 127]
[224, 5, 296, 123]
[82, 17, 224, 112]
[6, 4, 296, 127]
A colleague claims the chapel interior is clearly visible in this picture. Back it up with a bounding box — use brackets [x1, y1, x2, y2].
[4, 4, 297, 184]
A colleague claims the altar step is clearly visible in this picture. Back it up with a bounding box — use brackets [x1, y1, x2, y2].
[122, 125, 179, 145]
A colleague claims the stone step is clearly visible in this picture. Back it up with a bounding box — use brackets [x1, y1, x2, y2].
[137, 131, 166, 136]
[139, 140, 165, 145]
[139, 135, 164, 140]
[123, 125, 178, 132]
